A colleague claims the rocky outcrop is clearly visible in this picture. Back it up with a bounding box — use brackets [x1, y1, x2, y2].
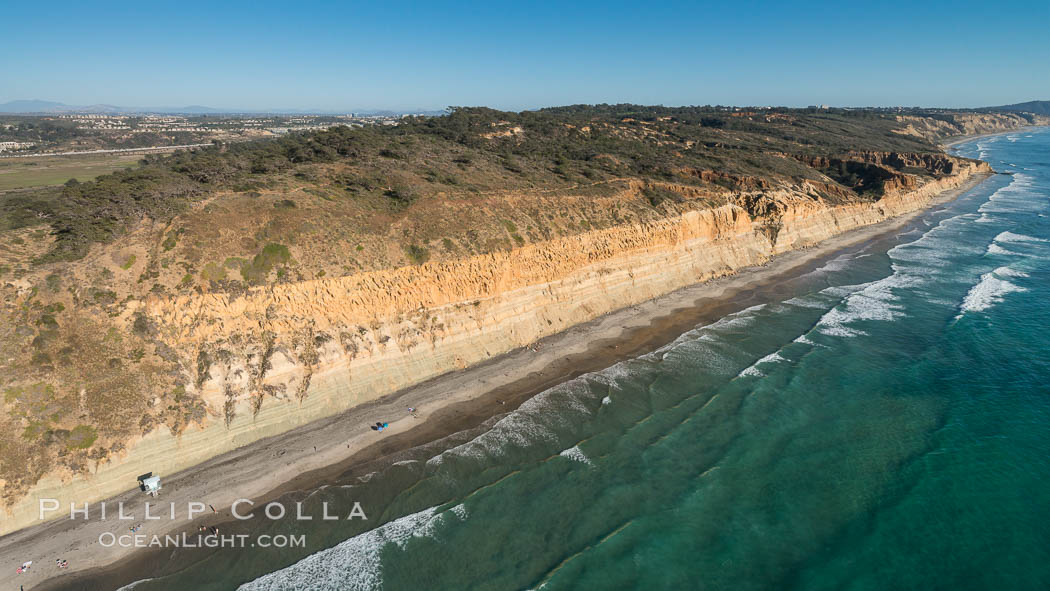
[0, 155, 992, 534]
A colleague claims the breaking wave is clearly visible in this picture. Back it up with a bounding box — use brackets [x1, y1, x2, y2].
[957, 267, 1028, 316]
[559, 445, 594, 466]
[737, 352, 787, 378]
[239, 504, 467, 591]
[994, 231, 1048, 244]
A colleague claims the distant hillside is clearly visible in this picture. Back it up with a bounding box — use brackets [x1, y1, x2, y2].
[0, 100, 228, 114]
[979, 100, 1050, 116]
[0, 99, 69, 113]
[0, 100, 441, 116]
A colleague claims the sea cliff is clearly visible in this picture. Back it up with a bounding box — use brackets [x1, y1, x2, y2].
[0, 152, 991, 535]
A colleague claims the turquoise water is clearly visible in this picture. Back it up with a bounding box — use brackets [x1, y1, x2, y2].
[120, 130, 1050, 590]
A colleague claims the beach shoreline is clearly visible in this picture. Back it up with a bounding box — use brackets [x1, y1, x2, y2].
[939, 125, 1047, 150]
[2, 167, 993, 590]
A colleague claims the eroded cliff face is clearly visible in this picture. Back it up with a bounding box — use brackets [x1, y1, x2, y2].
[0, 154, 992, 533]
[895, 112, 1050, 143]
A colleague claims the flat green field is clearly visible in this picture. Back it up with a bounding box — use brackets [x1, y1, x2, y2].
[0, 154, 141, 191]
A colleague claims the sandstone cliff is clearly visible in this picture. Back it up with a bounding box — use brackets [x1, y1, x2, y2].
[0, 151, 992, 534]
[895, 112, 1050, 143]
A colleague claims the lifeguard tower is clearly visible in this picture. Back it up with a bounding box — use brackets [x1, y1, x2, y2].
[137, 472, 162, 497]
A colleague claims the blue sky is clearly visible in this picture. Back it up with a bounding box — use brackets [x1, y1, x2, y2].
[2, 0, 1048, 111]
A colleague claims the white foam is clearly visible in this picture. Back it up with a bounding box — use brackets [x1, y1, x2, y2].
[995, 231, 1047, 244]
[811, 254, 854, 274]
[584, 361, 637, 388]
[239, 504, 462, 590]
[681, 303, 767, 336]
[426, 368, 607, 470]
[783, 295, 831, 310]
[977, 174, 1044, 215]
[116, 579, 155, 590]
[737, 365, 765, 378]
[650, 330, 743, 376]
[449, 503, 468, 520]
[957, 271, 1027, 316]
[793, 334, 819, 346]
[601, 396, 612, 405]
[807, 173, 1043, 336]
[756, 352, 786, 365]
[736, 352, 786, 378]
[559, 445, 593, 466]
[815, 274, 916, 338]
[994, 266, 1029, 278]
[986, 243, 1018, 256]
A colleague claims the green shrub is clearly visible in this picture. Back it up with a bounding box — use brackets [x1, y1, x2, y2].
[201, 262, 226, 282]
[132, 312, 152, 335]
[90, 288, 118, 305]
[67, 425, 98, 449]
[45, 273, 62, 291]
[404, 244, 429, 265]
[642, 186, 684, 208]
[240, 243, 292, 285]
[383, 186, 417, 209]
[162, 233, 178, 251]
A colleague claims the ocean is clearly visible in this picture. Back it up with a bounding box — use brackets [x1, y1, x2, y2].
[120, 129, 1050, 590]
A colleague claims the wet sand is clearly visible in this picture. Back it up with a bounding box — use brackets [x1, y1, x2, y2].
[2, 173, 992, 591]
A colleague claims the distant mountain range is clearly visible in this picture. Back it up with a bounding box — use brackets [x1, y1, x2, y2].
[0, 100, 234, 115]
[5, 98, 1049, 117]
[0, 100, 443, 116]
[977, 100, 1050, 116]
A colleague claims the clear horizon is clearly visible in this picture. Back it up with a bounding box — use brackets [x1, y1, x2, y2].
[2, 0, 1049, 112]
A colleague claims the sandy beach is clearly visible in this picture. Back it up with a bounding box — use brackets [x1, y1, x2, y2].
[0, 171, 993, 591]
[940, 126, 1044, 150]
